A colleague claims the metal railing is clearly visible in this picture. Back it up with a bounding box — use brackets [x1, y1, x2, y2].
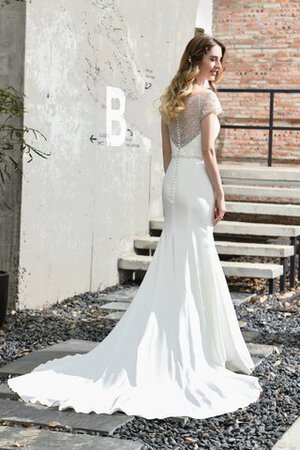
[217, 88, 300, 166]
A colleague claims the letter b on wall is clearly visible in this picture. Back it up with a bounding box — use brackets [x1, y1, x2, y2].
[106, 86, 126, 147]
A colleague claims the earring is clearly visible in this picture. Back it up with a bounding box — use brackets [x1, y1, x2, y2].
[188, 56, 192, 64]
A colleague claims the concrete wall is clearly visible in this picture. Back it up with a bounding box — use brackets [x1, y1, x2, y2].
[10, 0, 212, 309]
[0, 0, 25, 309]
[196, 0, 213, 32]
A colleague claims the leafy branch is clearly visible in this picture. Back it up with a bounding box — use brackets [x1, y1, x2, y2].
[0, 85, 50, 211]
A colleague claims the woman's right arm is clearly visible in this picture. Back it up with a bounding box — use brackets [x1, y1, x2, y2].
[201, 113, 226, 225]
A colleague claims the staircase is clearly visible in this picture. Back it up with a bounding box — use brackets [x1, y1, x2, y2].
[118, 164, 300, 295]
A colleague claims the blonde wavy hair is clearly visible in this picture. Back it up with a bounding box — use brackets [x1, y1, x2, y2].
[158, 33, 226, 125]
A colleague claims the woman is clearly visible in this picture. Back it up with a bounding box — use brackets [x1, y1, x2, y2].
[7, 34, 263, 420]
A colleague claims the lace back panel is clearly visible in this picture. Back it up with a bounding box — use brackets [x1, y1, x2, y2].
[168, 89, 222, 149]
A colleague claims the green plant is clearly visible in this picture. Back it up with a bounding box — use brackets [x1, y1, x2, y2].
[1, 0, 26, 8]
[0, 85, 49, 211]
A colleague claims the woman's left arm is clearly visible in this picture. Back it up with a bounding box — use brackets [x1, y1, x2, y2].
[161, 118, 172, 173]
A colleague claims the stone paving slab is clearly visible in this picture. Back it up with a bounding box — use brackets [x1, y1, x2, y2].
[96, 287, 138, 302]
[100, 302, 130, 311]
[0, 350, 264, 402]
[251, 356, 264, 368]
[38, 339, 97, 353]
[247, 342, 282, 369]
[0, 340, 97, 377]
[100, 293, 253, 311]
[0, 399, 134, 435]
[241, 329, 262, 342]
[0, 383, 18, 400]
[247, 342, 281, 357]
[105, 313, 250, 323]
[0, 351, 91, 377]
[272, 416, 300, 450]
[100, 297, 133, 303]
[96, 287, 255, 305]
[0, 338, 279, 379]
[231, 291, 256, 305]
[105, 311, 125, 320]
[0, 425, 143, 449]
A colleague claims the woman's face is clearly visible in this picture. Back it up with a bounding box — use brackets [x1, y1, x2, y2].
[198, 44, 222, 81]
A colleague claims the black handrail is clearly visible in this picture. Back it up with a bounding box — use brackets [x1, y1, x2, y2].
[217, 88, 300, 166]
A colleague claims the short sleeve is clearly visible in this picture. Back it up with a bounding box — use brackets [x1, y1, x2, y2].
[199, 89, 222, 122]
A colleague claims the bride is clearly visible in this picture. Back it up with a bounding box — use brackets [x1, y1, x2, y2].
[7, 33, 263, 420]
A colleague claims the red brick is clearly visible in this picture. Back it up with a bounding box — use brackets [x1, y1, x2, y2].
[213, 0, 300, 165]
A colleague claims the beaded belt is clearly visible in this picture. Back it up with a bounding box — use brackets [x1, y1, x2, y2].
[171, 155, 202, 159]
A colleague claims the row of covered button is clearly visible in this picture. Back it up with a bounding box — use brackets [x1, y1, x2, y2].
[169, 118, 181, 204]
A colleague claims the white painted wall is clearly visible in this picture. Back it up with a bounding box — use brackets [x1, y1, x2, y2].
[18, 0, 211, 308]
[196, 0, 213, 34]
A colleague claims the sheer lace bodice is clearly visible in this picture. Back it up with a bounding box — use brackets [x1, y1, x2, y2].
[168, 88, 222, 159]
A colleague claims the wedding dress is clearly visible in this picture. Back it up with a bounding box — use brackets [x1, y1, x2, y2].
[7, 88, 263, 420]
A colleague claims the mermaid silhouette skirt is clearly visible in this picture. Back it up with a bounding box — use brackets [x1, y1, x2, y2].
[7, 135, 263, 419]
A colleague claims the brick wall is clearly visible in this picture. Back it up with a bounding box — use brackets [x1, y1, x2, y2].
[212, 0, 300, 165]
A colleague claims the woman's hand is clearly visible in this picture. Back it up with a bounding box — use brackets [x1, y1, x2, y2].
[213, 194, 226, 226]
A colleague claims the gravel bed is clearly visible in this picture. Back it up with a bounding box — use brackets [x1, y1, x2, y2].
[236, 290, 300, 348]
[0, 281, 299, 450]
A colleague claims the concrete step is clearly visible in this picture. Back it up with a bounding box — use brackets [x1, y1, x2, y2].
[222, 177, 300, 188]
[214, 220, 300, 238]
[221, 260, 283, 278]
[214, 241, 294, 257]
[134, 235, 294, 257]
[223, 184, 300, 202]
[225, 201, 300, 217]
[149, 218, 300, 238]
[118, 254, 152, 271]
[219, 164, 300, 182]
[118, 254, 283, 279]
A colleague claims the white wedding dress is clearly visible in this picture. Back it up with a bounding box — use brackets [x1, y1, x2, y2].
[8, 88, 263, 420]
